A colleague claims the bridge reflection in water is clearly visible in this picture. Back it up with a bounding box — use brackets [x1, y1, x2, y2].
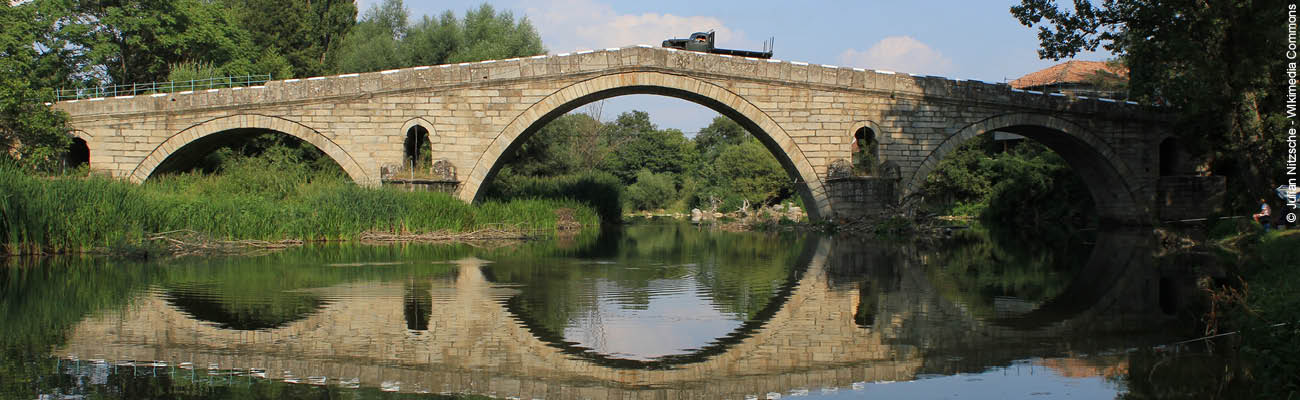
[56, 228, 1169, 398]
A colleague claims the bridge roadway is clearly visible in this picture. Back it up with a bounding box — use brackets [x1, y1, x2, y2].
[53, 45, 1171, 223]
[57, 232, 1166, 398]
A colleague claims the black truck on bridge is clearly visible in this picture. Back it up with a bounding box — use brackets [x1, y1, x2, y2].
[662, 31, 773, 59]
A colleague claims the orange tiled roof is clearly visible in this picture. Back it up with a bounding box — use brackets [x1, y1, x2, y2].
[1009, 60, 1127, 89]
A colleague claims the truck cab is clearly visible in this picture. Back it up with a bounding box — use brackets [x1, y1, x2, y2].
[663, 31, 715, 53]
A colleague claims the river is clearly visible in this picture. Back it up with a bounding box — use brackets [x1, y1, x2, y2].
[0, 221, 1200, 399]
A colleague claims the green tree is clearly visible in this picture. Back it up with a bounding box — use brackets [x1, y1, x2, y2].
[500, 113, 584, 177]
[332, 0, 408, 74]
[710, 139, 791, 207]
[450, 4, 545, 63]
[625, 169, 678, 211]
[922, 135, 996, 208]
[225, 0, 355, 78]
[0, 2, 69, 169]
[602, 111, 697, 183]
[404, 11, 465, 67]
[333, 1, 545, 73]
[921, 135, 1093, 223]
[308, 0, 359, 76]
[981, 142, 1093, 227]
[694, 116, 749, 159]
[1010, 0, 1288, 211]
[49, 0, 266, 84]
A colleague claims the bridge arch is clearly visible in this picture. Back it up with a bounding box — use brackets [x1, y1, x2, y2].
[130, 114, 371, 184]
[398, 117, 436, 172]
[63, 130, 93, 170]
[460, 71, 831, 219]
[69, 129, 93, 141]
[903, 113, 1145, 224]
[847, 120, 886, 174]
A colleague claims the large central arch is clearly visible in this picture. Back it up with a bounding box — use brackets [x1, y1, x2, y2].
[903, 113, 1146, 224]
[459, 71, 831, 219]
[130, 114, 371, 184]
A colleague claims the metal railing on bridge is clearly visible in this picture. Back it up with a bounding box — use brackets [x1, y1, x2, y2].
[55, 74, 272, 101]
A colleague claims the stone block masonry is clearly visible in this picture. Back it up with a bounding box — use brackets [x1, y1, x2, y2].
[55, 45, 1175, 223]
[1156, 176, 1226, 221]
[827, 177, 897, 219]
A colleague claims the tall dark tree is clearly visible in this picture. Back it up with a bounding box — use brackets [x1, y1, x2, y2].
[1, 2, 69, 168]
[225, 0, 354, 78]
[306, 0, 358, 76]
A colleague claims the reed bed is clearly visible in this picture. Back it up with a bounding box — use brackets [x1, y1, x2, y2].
[0, 162, 599, 255]
[483, 171, 624, 223]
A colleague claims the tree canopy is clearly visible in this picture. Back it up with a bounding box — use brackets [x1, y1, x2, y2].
[1, 3, 69, 169]
[332, 1, 545, 73]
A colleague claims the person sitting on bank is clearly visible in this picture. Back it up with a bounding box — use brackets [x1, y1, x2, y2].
[1253, 198, 1271, 225]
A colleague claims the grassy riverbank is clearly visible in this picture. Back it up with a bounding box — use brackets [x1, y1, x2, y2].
[1222, 228, 1300, 397]
[0, 158, 600, 256]
[1131, 223, 1300, 398]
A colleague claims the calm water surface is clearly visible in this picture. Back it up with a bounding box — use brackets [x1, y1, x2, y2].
[0, 222, 1193, 399]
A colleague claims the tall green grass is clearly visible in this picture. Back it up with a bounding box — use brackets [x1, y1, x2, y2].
[483, 171, 624, 223]
[0, 158, 599, 255]
[1230, 230, 1300, 397]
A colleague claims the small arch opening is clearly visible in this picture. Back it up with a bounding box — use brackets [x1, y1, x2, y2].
[1159, 137, 1181, 176]
[852, 127, 878, 176]
[403, 125, 431, 173]
[65, 137, 89, 171]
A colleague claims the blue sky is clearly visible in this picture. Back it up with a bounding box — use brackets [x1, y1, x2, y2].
[361, 0, 1110, 134]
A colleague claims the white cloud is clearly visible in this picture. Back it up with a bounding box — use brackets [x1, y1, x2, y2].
[838, 36, 954, 76]
[525, 0, 756, 53]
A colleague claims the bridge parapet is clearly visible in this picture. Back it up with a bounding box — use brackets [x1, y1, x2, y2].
[54, 46, 1160, 123]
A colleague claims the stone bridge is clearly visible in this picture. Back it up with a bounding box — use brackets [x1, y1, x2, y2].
[52, 46, 1198, 223]
[56, 232, 1169, 398]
